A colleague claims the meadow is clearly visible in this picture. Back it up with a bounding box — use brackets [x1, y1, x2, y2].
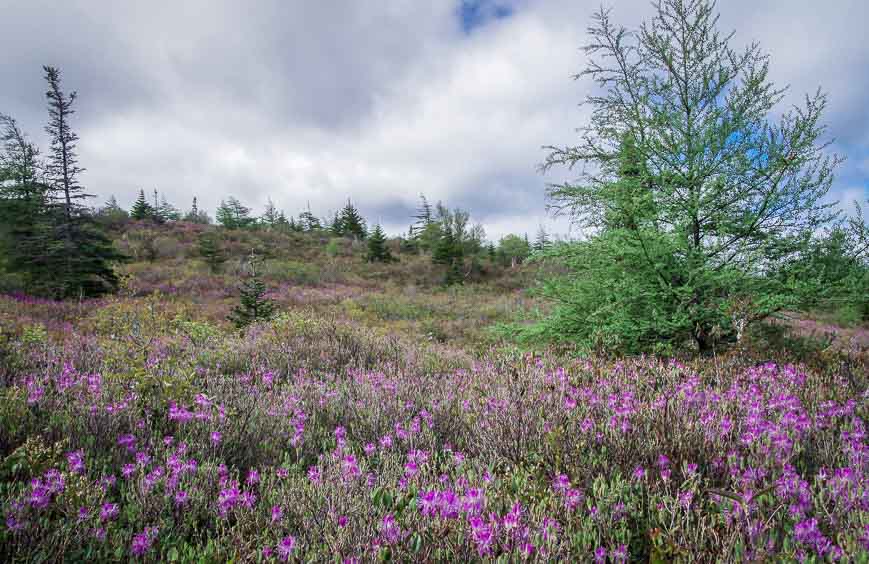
[1, 225, 867, 562]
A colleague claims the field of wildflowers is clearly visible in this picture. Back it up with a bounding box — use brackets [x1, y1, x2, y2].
[1, 229, 867, 562]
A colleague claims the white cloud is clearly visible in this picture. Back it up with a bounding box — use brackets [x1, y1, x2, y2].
[0, 0, 865, 241]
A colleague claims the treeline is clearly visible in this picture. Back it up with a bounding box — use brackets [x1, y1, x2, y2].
[102, 189, 551, 284]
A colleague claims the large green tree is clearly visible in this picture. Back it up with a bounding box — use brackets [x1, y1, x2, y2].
[535, 0, 841, 352]
[0, 114, 50, 289]
[42, 66, 124, 298]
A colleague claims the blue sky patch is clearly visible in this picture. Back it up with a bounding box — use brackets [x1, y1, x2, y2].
[458, 0, 514, 34]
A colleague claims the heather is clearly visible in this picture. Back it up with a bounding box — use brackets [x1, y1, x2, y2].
[1, 280, 868, 561]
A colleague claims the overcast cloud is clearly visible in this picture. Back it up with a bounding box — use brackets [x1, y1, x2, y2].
[1, 0, 866, 240]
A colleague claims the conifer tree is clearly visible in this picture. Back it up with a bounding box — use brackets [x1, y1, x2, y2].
[130, 189, 153, 220]
[338, 199, 367, 240]
[42, 66, 123, 298]
[298, 203, 321, 231]
[534, 226, 551, 251]
[228, 249, 276, 329]
[96, 195, 129, 227]
[329, 210, 343, 236]
[184, 196, 211, 224]
[0, 113, 50, 289]
[537, 0, 842, 352]
[366, 224, 394, 262]
[157, 193, 180, 222]
[216, 197, 253, 229]
[197, 231, 226, 273]
[261, 197, 279, 229]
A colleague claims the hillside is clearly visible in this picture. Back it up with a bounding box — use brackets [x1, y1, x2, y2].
[1, 219, 867, 561]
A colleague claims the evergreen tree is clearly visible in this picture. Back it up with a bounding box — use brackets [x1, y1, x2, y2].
[534, 226, 551, 251]
[216, 197, 254, 229]
[338, 199, 367, 240]
[366, 224, 394, 262]
[411, 194, 433, 239]
[157, 193, 180, 222]
[433, 226, 464, 285]
[42, 66, 123, 298]
[96, 195, 129, 227]
[130, 189, 153, 220]
[184, 196, 211, 224]
[261, 197, 279, 229]
[0, 113, 50, 290]
[228, 250, 276, 329]
[298, 203, 321, 231]
[329, 210, 343, 236]
[197, 231, 226, 273]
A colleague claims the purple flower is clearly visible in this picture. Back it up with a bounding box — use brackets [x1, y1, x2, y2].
[246, 469, 260, 485]
[364, 443, 376, 457]
[337, 515, 348, 527]
[210, 431, 222, 446]
[380, 514, 403, 545]
[174, 490, 189, 506]
[594, 546, 607, 563]
[271, 505, 283, 523]
[100, 503, 119, 522]
[552, 474, 570, 493]
[131, 526, 159, 556]
[66, 450, 85, 474]
[277, 535, 296, 561]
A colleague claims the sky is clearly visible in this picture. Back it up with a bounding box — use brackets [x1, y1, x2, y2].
[0, 0, 866, 240]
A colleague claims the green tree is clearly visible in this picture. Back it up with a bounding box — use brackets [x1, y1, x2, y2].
[197, 231, 227, 273]
[337, 199, 367, 240]
[366, 224, 394, 262]
[42, 66, 123, 298]
[498, 234, 531, 268]
[433, 225, 464, 285]
[156, 193, 180, 222]
[228, 250, 276, 329]
[184, 196, 211, 224]
[216, 197, 254, 229]
[534, 226, 551, 252]
[534, 0, 841, 352]
[96, 195, 129, 228]
[130, 189, 153, 220]
[260, 197, 279, 229]
[0, 113, 50, 290]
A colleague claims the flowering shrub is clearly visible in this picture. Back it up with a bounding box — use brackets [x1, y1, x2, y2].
[1, 295, 867, 561]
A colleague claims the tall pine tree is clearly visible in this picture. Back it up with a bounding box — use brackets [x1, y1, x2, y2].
[42, 66, 123, 298]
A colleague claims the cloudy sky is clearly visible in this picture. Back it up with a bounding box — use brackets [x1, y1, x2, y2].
[1, 0, 866, 240]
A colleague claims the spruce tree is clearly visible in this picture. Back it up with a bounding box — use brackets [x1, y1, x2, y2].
[157, 193, 180, 222]
[366, 224, 394, 262]
[0, 113, 50, 290]
[261, 197, 279, 229]
[197, 231, 226, 273]
[534, 226, 551, 251]
[216, 197, 253, 229]
[338, 199, 367, 240]
[228, 250, 276, 329]
[184, 197, 211, 224]
[42, 66, 123, 298]
[130, 189, 153, 220]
